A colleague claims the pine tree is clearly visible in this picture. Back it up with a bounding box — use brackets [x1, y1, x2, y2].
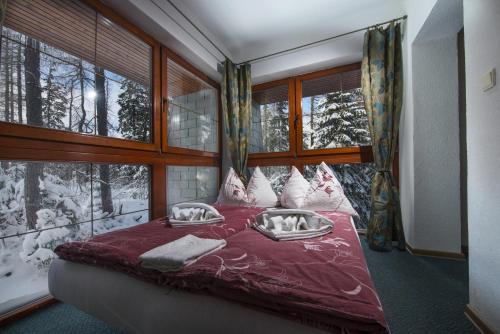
[42, 63, 67, 129]
[267, 100, 288, 151]
[117, 79, 151, 142]
[314, 88, 370, 148]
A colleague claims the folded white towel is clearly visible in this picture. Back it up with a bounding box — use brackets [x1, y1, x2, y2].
[169, 203, 224, 227]
[139, 234, 226, 272]
[253, 209, 334, 241]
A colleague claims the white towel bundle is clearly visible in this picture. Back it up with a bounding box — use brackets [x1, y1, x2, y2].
[139, 234, 226, 272]
[169, 203, 224, 227]
[254, 209, 333, 241]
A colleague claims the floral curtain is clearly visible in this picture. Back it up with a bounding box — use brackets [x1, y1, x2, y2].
[221, 59, 252, 183]
[361, 23, 405, 251]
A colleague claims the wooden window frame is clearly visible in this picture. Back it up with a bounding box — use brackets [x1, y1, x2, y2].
[161, 48, 222, 159]
[248, 62, 373, 169]
[0, 0, 162, 152]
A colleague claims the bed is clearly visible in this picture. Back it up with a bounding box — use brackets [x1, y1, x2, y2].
[49, 205, 388, 334]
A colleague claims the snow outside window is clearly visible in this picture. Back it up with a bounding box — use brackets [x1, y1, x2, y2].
[0, 161, 150, 315]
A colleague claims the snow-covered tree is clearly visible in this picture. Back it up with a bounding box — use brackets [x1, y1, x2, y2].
[42, 63, 67, 129]
[312, 88, 370, 149]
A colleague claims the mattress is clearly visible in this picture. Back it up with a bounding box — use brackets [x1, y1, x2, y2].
[49, 258, 330, 334]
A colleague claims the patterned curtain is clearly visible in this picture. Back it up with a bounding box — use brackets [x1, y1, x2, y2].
[361, 23, 405, 251]
[221, 59, 252, 183]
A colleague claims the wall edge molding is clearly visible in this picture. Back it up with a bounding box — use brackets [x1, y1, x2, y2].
[465, 304, 496, 334]
[406, 242, 466, 261]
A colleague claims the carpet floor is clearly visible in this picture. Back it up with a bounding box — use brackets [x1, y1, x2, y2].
[2, 238, 478, 334]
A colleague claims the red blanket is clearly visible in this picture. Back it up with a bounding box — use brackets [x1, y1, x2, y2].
[55, 207, 387, 333]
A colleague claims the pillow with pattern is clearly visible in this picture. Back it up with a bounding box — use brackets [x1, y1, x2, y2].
[215, 167, 249, 205]
[302, 162, 358, 216]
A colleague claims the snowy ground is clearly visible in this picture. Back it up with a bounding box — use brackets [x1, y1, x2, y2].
[0, 196, 149, 313]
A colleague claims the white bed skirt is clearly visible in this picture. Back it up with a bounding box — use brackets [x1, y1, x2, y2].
[48, 259, 330, 334]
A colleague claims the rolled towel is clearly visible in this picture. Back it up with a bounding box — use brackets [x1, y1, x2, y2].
[140, 234, 226, 272]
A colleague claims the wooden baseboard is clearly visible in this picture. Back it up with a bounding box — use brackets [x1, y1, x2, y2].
[0, 295, 57, 327]
[406, 243, 466, 261]
[465, 304, 495, 334]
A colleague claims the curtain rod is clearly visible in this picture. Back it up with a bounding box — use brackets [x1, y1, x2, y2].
[236, 15, 408, 66]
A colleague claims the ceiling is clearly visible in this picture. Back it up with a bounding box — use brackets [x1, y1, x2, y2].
[172, 0, 406, 64]
[104, 0, 406, 82]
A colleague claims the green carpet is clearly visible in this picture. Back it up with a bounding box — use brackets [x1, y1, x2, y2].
[2, 238, 478, 334]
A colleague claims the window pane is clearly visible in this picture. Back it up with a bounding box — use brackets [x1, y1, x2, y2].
[0, 224, 91, 315]
[167, 59, 219, 152]
[250, 84, 289, 153]
[0, 160, 95, 314]
[0, 0, 153, 142]
[166, 166, 219, 213]
[304, 163, 376, 229]
[92, 164, 150, 234]
[302, 69, 371, 150]
[0, 160, 152, 313]
[248, 166, 290, 196]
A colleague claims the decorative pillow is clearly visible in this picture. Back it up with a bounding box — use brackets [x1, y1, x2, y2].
[247, 167, 278, 207]
[216, 168, 249, 205]
[302, 162, 358, 216]
[280, 166, 310, 208]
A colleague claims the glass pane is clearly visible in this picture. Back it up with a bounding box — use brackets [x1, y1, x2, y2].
[96, 14, 152, 142]
[92, 164, 150, 233]
[302, 69, 371, 150]
[167, 59, 219, 152]
[166, 166, 219, 213]
[248, 166, 290, 196]
[0, 161, 92, 236]
[304, 163, 376, 229]
[0, 223, 91, 315]
[250, 84, 289, 153]
[0, 1, 153, 143]
[0, 160, 152, 313]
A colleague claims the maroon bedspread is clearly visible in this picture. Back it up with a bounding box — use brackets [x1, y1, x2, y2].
[56, 208, 387, 334]
[56, 206, 262, 277]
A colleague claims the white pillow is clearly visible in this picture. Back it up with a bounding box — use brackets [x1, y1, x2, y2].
[216, 167, 249, 205]
[247, 167, 278, 207]
[302, 162, 358, 216]
[280, 166, 310, 208]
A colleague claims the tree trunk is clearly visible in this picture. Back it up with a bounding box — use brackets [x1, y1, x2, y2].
[9, 46, 14, 122]
[4, 38, 10, 122]
[68, 80, 74, 131]
[77, 61, 86, 133]
[24, 37, 43, 230]
[310, 96, 315, 147]
[16, 43, 23, 123]
[95, 67, 113, 214]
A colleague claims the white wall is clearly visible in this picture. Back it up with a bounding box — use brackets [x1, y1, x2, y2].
[464, 0, 500, 330]
[412, 35, 461, 253]
[400, 0, 463, 253]
[400, 0, 438, 247]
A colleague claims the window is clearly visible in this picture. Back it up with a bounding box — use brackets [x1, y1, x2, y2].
[300, 68, 370, 150]
[0, 160, 150, 313]
[166, 166, 219, 213]
[304, 163, 375, 229]
[0, 0, 153, 142]
[166, 57, 219, 153]
[250, 82, 291, 154]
